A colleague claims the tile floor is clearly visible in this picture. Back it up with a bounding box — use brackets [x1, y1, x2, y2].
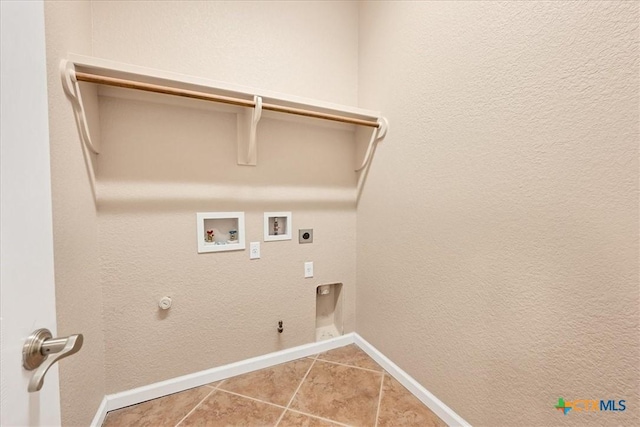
[102, 345, 447, 427]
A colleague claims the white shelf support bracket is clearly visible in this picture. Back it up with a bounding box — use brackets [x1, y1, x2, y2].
[355, 117, 388, 172]
[237, 95, 262, 166]
[59, 60, 100, 154]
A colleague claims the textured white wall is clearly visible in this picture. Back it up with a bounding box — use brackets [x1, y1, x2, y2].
[88, 1, 360, 393]
[44, 1, 106, 426]
[357, 2, 639, 426]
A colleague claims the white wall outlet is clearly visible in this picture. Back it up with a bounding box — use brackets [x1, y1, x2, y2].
[250, 241, 260, 259]
[304, 261, 313, 278]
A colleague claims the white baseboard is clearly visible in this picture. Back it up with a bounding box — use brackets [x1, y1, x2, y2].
[89, 396, 108, 427]
[354, 333, 471, 427]
[91, 332, 470, 427]
[91, 333, 355, 426]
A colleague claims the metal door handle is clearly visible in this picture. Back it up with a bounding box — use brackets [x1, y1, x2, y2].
[22, 328, 83, 392]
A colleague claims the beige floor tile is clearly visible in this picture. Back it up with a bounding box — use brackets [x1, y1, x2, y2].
[101, 353, 447, 427]
[316, 344, 382, 371]
[377, 374, 447, 427]
[218, 358, 313, 406]
[102, 386, 211, 427]
[278, 410, 342, 426]
[180, 389, 283, 426]
[290, 360, 382, 426]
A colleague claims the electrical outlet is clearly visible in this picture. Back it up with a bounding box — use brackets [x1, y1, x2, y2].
[250, 242, 260, 259]
[304, 261, 313, 278]
[299, 229, 313, 244]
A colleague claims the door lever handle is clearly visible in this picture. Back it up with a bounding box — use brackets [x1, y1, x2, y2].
[23, 328, 83, 392]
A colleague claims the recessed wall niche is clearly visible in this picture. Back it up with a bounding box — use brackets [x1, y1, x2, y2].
[196, 212, 245, 253]
[316, 283, 344, 341]
[264, 212, 292, 242]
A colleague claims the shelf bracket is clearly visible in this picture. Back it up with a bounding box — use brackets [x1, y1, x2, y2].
[237, 95, 262, 166]
[355, 117, 388, 172]
[59, 60, 100, 154]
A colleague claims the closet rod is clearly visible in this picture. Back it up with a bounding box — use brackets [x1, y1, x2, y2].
[74, 72, 380, 128]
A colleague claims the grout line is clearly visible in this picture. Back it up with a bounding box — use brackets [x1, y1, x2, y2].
[374, 373, 385, 427]
[286, 408, 353, 427]
[173, 388, 216, 427]
[203, 379, 226, 389]
[314, 358, 384, 374]
[285, 358, 316, 408]
[162, 358, 372, 427]
[215, 389, 287, 410]
[274, 358, 317, 426]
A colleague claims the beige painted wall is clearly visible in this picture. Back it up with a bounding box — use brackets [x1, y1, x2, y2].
[357, 2, 639, 426]
[44, 1, 106, 426]
[88, 1, 360, 393]
[97, 98, 357, 392]
[90, 0, 358, 106]
[45, 1, 638, 425]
